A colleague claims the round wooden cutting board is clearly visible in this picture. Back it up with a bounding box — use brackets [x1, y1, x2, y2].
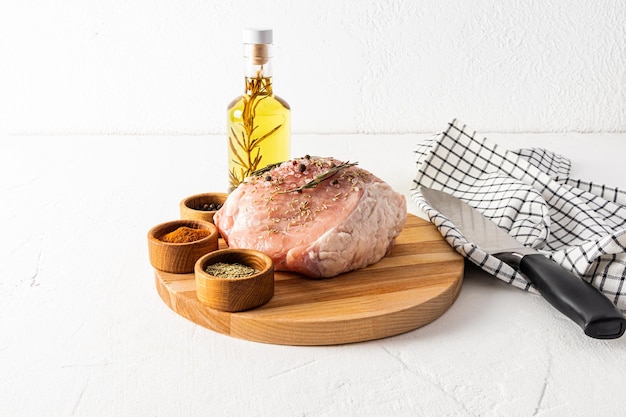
[154, 214, 464, 345]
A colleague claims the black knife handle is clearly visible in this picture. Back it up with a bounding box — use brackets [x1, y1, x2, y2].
[519, 254, 625, 339]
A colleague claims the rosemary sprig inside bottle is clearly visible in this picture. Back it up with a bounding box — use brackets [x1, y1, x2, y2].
[227, 75, 284, 191]
[277, 161, 358, 194]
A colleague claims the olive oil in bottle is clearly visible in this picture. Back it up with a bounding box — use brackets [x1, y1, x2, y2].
[227, 28, 291, 192]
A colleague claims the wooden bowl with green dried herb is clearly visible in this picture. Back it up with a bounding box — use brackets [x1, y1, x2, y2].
[147, 219, 219, 273]
[194, 248, 274, 312]
[180, 192, 228, 224]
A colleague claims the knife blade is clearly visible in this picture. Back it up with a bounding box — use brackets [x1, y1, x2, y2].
[420, 186, 625, 339]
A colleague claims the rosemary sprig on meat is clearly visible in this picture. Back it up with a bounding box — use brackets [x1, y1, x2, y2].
[250, 161, 286, 177]
[277, 161, 358, 194]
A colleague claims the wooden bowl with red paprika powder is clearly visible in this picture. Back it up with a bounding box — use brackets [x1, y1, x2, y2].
[147, 219, 219, 273]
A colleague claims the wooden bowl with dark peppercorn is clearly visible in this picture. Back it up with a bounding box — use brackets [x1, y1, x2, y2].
[147, 219, 219, 273]
[179, 192, 229, 224]
[194, 248, 274, 312]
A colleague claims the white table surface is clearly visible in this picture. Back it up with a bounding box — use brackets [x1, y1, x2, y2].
[1, 132, 625, 416]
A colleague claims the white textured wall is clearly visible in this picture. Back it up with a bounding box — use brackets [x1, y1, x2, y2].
[1, 0, 624, 135]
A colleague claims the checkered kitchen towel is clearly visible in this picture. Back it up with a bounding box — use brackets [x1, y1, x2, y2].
[411, 119, 626, 312]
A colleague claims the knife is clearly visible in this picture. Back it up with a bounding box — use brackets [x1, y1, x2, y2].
[421, 186, 625, 339]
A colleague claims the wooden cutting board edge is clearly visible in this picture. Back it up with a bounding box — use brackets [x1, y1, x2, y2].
[154, 214, 464, 346]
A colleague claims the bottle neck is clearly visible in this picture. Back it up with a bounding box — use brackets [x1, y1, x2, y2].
[243, 43, 274, 96]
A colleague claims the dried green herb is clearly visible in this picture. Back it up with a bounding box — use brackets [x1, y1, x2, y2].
[205, 262, 258, 278]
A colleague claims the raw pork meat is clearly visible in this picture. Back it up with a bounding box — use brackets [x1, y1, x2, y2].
[214, 156, 407, 278]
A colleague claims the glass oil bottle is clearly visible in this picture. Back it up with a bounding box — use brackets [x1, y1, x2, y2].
[227, 28, 291, 192]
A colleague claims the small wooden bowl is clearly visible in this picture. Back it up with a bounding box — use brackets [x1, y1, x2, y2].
[147, 220, 219, 273]
[195, 249, 274, 312]
[179, 193, 228, 223]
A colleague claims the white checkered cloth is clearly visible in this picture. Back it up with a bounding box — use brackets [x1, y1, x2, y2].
[411, 119, 626, 312]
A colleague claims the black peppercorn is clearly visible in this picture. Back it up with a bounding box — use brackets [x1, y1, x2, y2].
[197, 202, 222, 211]
[265, 175, 272, 182]
[298, 164, 306, 173]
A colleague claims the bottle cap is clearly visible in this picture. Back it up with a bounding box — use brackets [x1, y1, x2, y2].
[243, 28, 273, 44]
